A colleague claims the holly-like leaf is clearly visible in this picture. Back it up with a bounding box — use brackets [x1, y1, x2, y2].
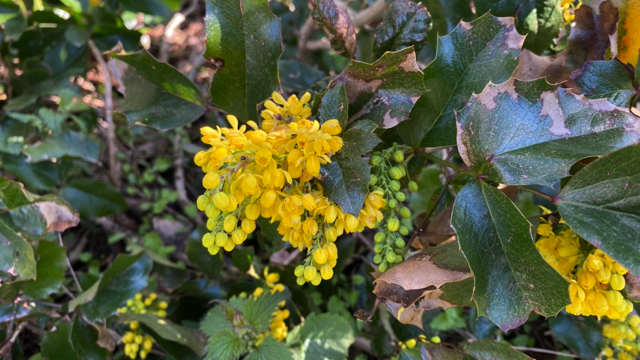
[320, 156, 370, 217]
[457, 78, 640, 187]
[23, 241, 66, 299]
[550, 312, 603, 359]
[339, 120, 381, 158]
[373, 0, 432, 59]
[317, 83, 348, 127]
[423, 0, 474, 45]
[556, 143, 640, 274]
[464, 339, 532, 359]
[76, 252, 152, 321]
[396, 14, 524, 147]
[24, 131, 100, 163]
[206, 330, 246, 360]
[120, 313, 206, 356]
[205, 0, 282, 121]
[0, 219, 36, 281]
[451, 180, 569, 331]
[111, 50, 206, 130]
[310, 0, 356, 59]
[330, 47, 424, 129]
[294, 313, 354, 360]
[60, 178, 127, 218]
[475, 0, 563, 55]
[572, 60, 637, 107]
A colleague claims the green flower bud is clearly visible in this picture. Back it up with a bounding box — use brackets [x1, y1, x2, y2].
[399, 226, 409, 236]
[395, 238, 406, 248]
[400, 207, 411, 219]
[371, 155, 382, 166]
[399, 166, 406, 177]
[393, 150, 405, 163]
[390, 180, 401, 191]
[296, 277, 306, 286]
[294, 265, 305, 277]
[408, 181, 418, 192]
[374, 232, 386, 243]
[387, 252, 396, 263]
[374, 243, 384, 253]
[369, 174, 378, 186]
[389, 167, 402, 180]
[387, 217, 400, 232]
[395, 247, 404, 255]
[396, 192, 406, 202]
[379, 261, 388, 273]
[373, 254, 382, 264]
[389, 198, 398, 209]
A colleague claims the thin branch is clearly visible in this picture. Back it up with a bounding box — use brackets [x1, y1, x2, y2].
[417, 152, 474, 175]
[351, 0, 388, 27]
[160, 0, 199, 62]
[87, 39, 119, 187]
[0, 321, 27, 358]
[516, 185, 555, 203]
[511, 346, 580, 358]
[172, 133, 190, 208]
[58, 232, 83, 294]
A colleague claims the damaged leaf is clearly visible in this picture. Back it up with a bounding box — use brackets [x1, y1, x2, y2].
[457, 78, 640, 187]
[451, 180, 569, 332]
[618, 0, 640, 66]
[397, 14, 525, 147]
[412, 204, 456, 249]
[572, 60, 637, 107]
[205, 0, 282, 121]
[310, 0, 356, 59]
[330, 47, 424, 129]
[0, 219, 36, 281]
[556, 143, 640, 274]
[373, 0, 432, 59]
[317, 83, 348, 127]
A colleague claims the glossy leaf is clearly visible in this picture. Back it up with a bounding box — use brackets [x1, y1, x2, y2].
[556, 143, 640, 274]
[71, 316, 110, 360]
[451, 181, 569, 331]
[279, 60, 326, 92]
[0, 219, 36, 281]
[331, 47, 424, 128]
[550, 312, 603, 359]
[60, 179, 127, 218]
[24, 131, 99, 163]
[373, 0, 432, 59]
[457, 78, 640, 186]
[320, 156, 371, 217]
[464, 339, 531, 359]
[112, 50, 206, 130]
[40, 320, 80, 360]
[78, 252, 152, 321]
[572, 60, 637, 107]
[397, 14, 524, 147]
[120, 313, 206, 356]
[310, 0, 356, 59]
[317, 83, 348, 127]
[205, 0, 282, 121]
[1, 154, 60, 191]
[117, 0, 178, 16]
[23, 241, 66, 299]
[339, 120, 381, 158]
[423, 0, 474, 45]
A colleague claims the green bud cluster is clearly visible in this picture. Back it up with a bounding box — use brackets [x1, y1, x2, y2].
[368, 143, 418, 272]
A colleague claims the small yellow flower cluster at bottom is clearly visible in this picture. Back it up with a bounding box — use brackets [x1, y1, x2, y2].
[244, 268, 290, 342]
[602, 315, 640, 360]
[117, 293, 168, 359]
[535, 211, 632, 320]
[398, 335, 441, 350]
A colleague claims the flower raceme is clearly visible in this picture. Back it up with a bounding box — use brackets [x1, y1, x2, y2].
[195, 92, 383, 286]
[601, 315, 640, 360]
[117, 293, 168, 359]
[535, 212, 632, 320]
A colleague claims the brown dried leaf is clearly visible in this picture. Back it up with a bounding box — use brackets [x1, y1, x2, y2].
[412, 205, 456, 249]
[373, 242, 472, 307]
[35, 201, 80, 233]
[624, 272, 640, 301]
[92, 322, 121, 351]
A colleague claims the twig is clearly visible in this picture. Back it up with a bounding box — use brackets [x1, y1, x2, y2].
[58, 232, 83, 294]
[87, 40, 119, 187]
[160, 0, 199, 62]
[0, 321, 27, 358]
[172, 133, 190, 208]
[351, 0, 388, 27]
[417, 152, 474, 175]
[297, 16, 317, 62]
[516, 185, 555, 203]
[511, 346, 580, 358]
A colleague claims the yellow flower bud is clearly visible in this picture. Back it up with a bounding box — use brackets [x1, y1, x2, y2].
[320, 264, 333, 280]
[194, 151, 208, 166]
[405, 339, 417, 349]
[313, 248, 328, 264]
[202, 172, 221, 189]
[596, 266, 612, 284]
[158, 301, 168, 309]
[196, 195, 210, 211]
[591, 292, 609, 316]
[306, 155, 320, 177]
[321, 120, 342, 135]
[579, 271, 596, 290]
[223, 240, 235, 252]
[311, 273, 322, 286]
[304, 266, 317, 282]
[253, 287, 264, 297]
[245, 203, 261, 220]
[215, 232, 228, 247]
[135, 335, 144, 344]
[260, 190, 277, 208]
[326, 242, 338, 260]
[212, 192, 230, 209]
[266, 272, 280, 284]
[302, 218, 318, 235]
[325, 227, 337, 242]
[345, 214, 359, 233]
[130, 321, 139, 330]
[208, 245, 220, 255]
[611, 273, 626, 291]
[241, 219, 256, 234]
[123, 332, 135, 343]
[606, 290, 624, 307]
[301, 194, 316, 211]
[614, 262, 628, 275]
[202, 233, 214, 248]
[586, 254, 603, 272]
[232, 229, 247, 244]
[223, 215, 237, 233]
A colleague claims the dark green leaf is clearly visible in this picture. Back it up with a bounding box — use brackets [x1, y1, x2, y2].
[187, 236, 224, 278]
[331, 47, 424, 128]
[41, 320, 80, 360]
[257, 217, 284, 253]
[373, 0, 432, 59]
[1, 154, 60, 191]
[200, 306, 233, 337]
[92, 25, 142, 52]
[205, 0, 282, 121]
[397, 14, 524, 147]
[206, 330, 246, 360]
[243, 290, 289, 333]
[339, 120, 381, 157]
[572, 60, 637, 107]
[279, 60, 325, 92]
[0, 1, 26, 41]
[440, 277, 475, 307]
[79, 253, 152, 321]
[296, 313, 354, 360]
[556, 143, 640, 274]
[231, 247, 254, 272]
[112, 50, 205, 130]
[24, 131, 99, 163]
[464, 339, 531, 359]
[320, 156, 370, 216]
[0, 219, 36, 281]
[310, 0, 356, 59]
[451, 181, 569, 331]
[423, 0, 474, 45]
[117, 0, 178, 16]
[120, 313, 206, 356]
[317, 83, 348, 127]
[60, 179, 127, 218]
[549, 312, 603, 359]
[71, 316, 110, 360]
[457, 78, 640, 186]
[23, 241, 66, 299]
[245, 336, 293, 360]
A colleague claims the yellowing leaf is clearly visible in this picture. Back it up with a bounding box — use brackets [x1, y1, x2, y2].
[619, 0, 640, 66]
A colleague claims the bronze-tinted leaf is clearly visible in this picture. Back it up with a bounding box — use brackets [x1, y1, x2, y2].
[310, 0, 356, 59]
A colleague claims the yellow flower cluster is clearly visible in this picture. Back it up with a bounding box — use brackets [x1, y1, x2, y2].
[117, 293, 168, 359]
[602, 315, 640, 360]
[242, 268, 290, 341]
[561, 0, 582, 24]
[536, 214, 632, 320]
[195, 92, 384, 285]
[398, 335, 440, 350]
